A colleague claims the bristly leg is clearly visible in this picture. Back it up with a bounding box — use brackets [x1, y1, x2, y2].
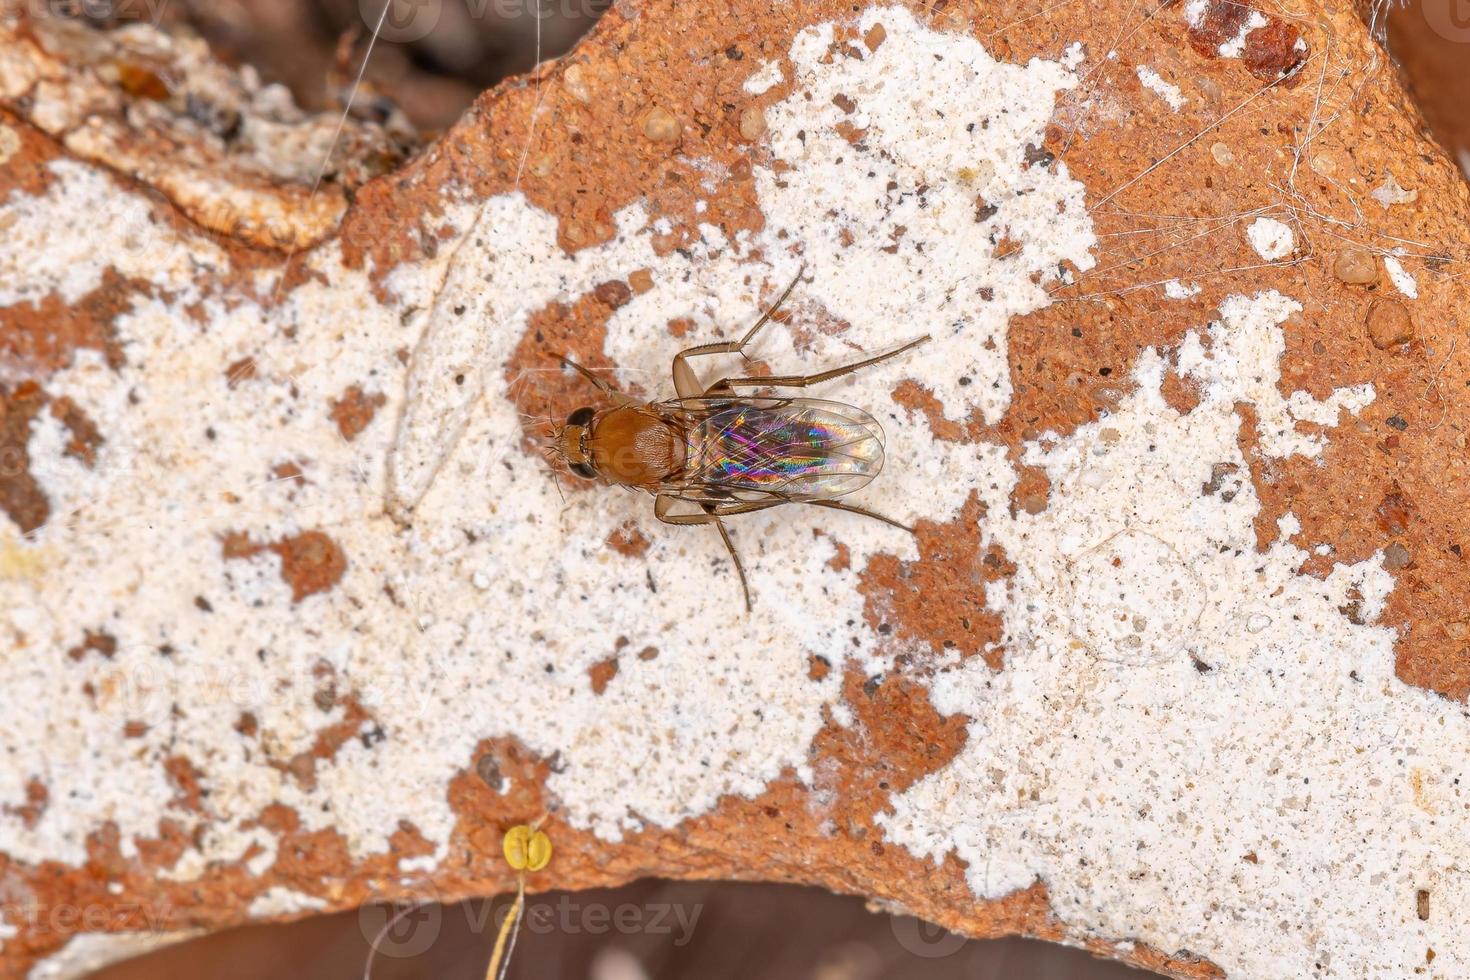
[709, 334, 930, 394]
[672, 264, 806, 398]
[555, 354, 639, 407]
[653, 494, 757, 610]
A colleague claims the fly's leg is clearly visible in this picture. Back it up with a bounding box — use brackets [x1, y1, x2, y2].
[555, 354, 638, 406]
[654, 494, 777, 611]
[709, 516, 752, 613]
[803, 499, 914, 533]
[708, 335, 930, 394]
[672, 265, 806, 398]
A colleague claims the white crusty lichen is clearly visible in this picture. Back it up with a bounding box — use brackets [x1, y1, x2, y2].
[741, 60, 784, 95]
[1384, 254, 1420, 299]
[2, 5, 1092, 876]
[879, 293, 1469, 978]
[1245, 215, 1295, 261]
[0, 161, 227, 307]
[246, 887, 329, 919]
[3, 5, 1465, 978]
[391, 4, 1097, 512]
[1135, 65, 1187, 111]
[1175, 292, 1374, 458]
[25, 931, 202, 980]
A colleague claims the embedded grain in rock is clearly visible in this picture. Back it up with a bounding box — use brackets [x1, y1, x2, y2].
[506, 292, 625, 436]
[605, 522, 651, 558]
[592, 280, 634, 309]
[562, 63, 592, 104]
[588, 657, 619, 695]
[1185, 0, 1252, 58]
[328, 385, 386, 442]
[270, 531, 347, 602]
[641, 106, 681, 142]
[739, 105, 768, 141]
[1332, 248, 1380, 286]
[221, 530, 347, 602]
[0, 381, 50, 534]
[1366, 299, 1414, 349]
[1241, 20, 1305, 80]
[0, 269, 134, 378]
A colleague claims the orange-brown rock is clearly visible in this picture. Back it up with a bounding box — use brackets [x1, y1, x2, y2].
[2, 2, 1469, 979]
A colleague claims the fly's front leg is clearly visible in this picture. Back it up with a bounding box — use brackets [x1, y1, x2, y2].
[653, 494, 772, 611]
[555, 354, 638, 406]
[671, 265, 805, 398]
[711, 335, 930, 393]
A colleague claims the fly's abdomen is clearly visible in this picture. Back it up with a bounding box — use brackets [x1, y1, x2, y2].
[689, 399, 885, 500]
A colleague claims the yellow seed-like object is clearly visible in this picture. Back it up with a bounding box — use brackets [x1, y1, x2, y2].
[503, 824, 552, 872]
[525, 829, 552, 871]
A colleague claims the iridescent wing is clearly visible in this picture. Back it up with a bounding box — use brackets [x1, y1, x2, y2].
[668, 397, 886, 501]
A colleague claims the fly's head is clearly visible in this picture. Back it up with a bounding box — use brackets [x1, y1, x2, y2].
[551, 406, 599, 480]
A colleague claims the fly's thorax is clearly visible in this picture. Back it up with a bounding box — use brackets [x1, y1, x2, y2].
[587, 406, 688, 487]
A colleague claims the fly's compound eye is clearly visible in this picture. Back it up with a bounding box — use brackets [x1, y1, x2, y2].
[566, 407, 596, 427]
[569, 462, 597, 480]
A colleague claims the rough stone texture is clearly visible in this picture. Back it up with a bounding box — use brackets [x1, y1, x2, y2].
[2, 2, 1469, 979]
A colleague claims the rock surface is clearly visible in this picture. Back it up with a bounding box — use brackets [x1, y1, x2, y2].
[2, 1, 1468, 978]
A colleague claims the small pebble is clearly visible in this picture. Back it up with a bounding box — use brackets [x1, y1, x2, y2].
[0, 124, 20, 165]
[563, 63, 591, 103]
[1017, 493, 1048, 515]
[1211, 142, 1234, 166]
[1383, 542, 1412, 570]
[739, 105, 767, 141]
[641, 106, 681, 142]
[1332, 248, 1379, 286]
[594, 279, 633, 308]
[1366, 299, 1414, 350]
[1371, 172, 1418, 209]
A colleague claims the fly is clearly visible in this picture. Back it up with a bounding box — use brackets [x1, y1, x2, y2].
[549, 268, 929, 610]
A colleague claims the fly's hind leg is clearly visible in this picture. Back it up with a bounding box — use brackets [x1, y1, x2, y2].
[803, 498, 914, 533]
[708, 335, 930, 394]
[654, 494, 778, 611]
[672, 265, 806, 398]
